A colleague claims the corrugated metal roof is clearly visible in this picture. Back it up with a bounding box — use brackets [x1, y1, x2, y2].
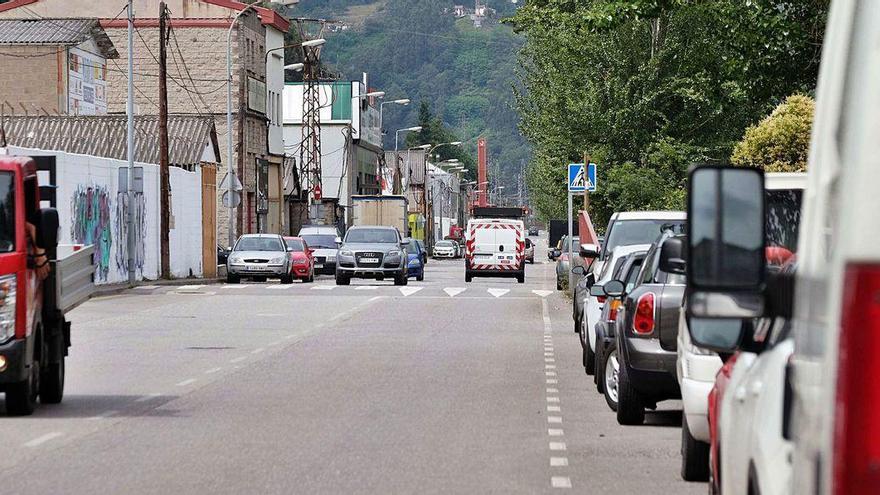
[0, 18, 118, 58]
[0, 115, 220, 166]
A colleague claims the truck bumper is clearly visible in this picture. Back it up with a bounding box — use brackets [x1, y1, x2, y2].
[0, 338, 29, 386]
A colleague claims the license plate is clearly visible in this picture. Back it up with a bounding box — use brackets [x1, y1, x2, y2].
[500, 259, 511, 264]
[361, 258, 379, 264]
[314, 264, 323, 269]
[248, 264, 268, 271]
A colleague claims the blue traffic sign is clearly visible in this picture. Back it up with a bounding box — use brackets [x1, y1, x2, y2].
[568, 163, 597, 192]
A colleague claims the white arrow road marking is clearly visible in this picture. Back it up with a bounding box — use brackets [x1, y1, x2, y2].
[399, 287, 423, 297]
[487, 288, 510, 298]
[532, 290, 553, 298]
[355, 286, 378, 290]
[311, 285, 336, 290]
[443, 287, 467, 297]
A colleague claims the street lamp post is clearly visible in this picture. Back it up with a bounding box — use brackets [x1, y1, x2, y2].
[379, 99, 410, 139]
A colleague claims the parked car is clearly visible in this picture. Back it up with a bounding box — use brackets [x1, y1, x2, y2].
[415, 239, 428, 264]
[575, 243, 651, 371]
[593, 250, 647, 398]
[226, 234, 293, 284]
[528, 226, 540, 236]
[524, 238, 534, 264]
[591, 211, 686, 282]
[298, 225, 341, 275]
[554, 235, 579, 290]
[709, 352, 740, 495]
[217, 245, 229, 266]
[283, 236, 315, 283]
[601, 233, 685, 425]
[432, 240, 458, 259]
[405, 238, 425, 281]
[335, 226, 409, 286]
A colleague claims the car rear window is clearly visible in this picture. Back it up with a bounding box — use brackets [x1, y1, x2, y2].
[604, 220, 684, 259]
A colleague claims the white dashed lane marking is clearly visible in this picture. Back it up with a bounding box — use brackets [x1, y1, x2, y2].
[549, 442, 567, 451]
[135, 392, 162, 402]
[550, 457, 569, 467]
[23, 432, 63, 448]
[176, 378, 197, 387]
[551, 476, 572, 489]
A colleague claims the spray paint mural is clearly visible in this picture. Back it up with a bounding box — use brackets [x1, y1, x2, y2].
[114, 191, 146, 278]
[70, 185, 112, 281]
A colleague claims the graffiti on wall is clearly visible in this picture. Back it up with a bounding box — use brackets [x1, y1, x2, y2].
[114, 191, 146, 277]
[70, 185, 112, 281]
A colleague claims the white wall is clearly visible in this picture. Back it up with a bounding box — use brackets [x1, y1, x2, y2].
[282, 123, 349, 204]
[266, 27, 285, 156]
[10, 147, 203, 284]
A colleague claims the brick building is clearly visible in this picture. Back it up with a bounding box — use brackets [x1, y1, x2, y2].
[0, 0, 293, 240]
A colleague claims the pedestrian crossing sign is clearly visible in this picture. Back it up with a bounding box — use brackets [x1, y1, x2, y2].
[568, 163, 597, 192]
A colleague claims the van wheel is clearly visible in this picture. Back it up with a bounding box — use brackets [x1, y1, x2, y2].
[465, 272, 472, 283]
[681, 417, 710, 481]
[40, 356, 65, 404]
[616, 354, 645, 425]
[6, 353, 39, 416]
[517, 272, 525, 284]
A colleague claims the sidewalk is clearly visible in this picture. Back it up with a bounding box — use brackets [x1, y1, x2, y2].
[93, 275, 224, 297]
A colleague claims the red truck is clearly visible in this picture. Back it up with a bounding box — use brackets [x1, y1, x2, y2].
[0, 156, 94, 415]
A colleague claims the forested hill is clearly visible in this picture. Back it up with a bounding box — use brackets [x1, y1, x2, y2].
[286, 0, 529, 192]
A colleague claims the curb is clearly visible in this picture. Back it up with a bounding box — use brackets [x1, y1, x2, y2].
[92, 277, 224, 298]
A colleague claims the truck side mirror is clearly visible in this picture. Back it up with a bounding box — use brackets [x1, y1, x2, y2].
[39, 208, 59, 249]
[659, 237, 686, 274]
[685, 165, 766, 352]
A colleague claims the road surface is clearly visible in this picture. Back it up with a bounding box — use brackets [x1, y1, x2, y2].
[0, 239, 702, 494]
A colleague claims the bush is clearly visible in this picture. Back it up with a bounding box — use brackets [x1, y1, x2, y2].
[731, 95, 815, 172]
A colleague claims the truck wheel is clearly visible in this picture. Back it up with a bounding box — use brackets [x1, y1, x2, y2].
[6, 357, 39, 416]
[465, 271, 472, 283]
[616, 354, 646, 425]
[336, 274, 350, 286]
[517, 272, 525, 284]
[226, 273, 240, 284]
[681, 416, 711, 481]
[40, 357, 65, 404]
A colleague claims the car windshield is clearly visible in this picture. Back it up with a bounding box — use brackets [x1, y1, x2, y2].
[300, 234, 337, 249]
[766, 189, 802, 253]
[345, 228, 399, 244]
[436, 241, 454, 248]
[0, 172, 14, 253]
[284, 239, 305, 252]
[562, 236, 580, 251]
[234, 236, 283, 252]
[405, 241, 420, 254]
[604, 220, 684, 259]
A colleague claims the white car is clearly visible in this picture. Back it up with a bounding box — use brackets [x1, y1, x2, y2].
[432, 240, 458, 259]
[298, 225, 341, 275]
[581, 243, 651, 374]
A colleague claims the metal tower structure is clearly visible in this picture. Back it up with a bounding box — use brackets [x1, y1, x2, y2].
[296, 19, 327, 222]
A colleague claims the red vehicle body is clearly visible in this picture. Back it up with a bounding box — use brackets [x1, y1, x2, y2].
[0, 156, 70, 415]
[283, 237, 315, 283]
[708, 352, 740, 494]
[447, 226, 464, 242]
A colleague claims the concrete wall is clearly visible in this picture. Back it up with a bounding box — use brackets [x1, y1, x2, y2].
[0, 45, 64, 114]
[10, 146, 204, 284]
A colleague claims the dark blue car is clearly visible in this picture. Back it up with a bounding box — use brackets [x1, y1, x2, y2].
[405, 238, 425, 281]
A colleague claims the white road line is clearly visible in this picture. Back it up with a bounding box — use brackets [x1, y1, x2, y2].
[546, 364, 556, 369]
[548, 428, 564, 436]
[355, 286, 378, 291]
[549, 442, 567, 451]
[311, 285, 336, 290]
[546, 379, 558, 385]
[266, 285, 293, 290]
[547, 405, 561, 412]
[88, 410, 119, 421]
[176, 378, 197, 387]
[135, 393, 162, 402]
[550, 457, 569, 467]
[545, 371, 557, 376]
[368, 296, 384, 302]
[546, 388, 558, 394]
[542, 299, 552, 333]
[134, 285, 160, 290]
[285, 334, 296, 339]
[532, 289, 553, 297]
[222, 284, 250, 289]
[546, 397, 560, 403]
[177, 285, 204, 291]
[399, 287, 423, 297]
[251, 348, 265, 355]
[268, 340, 282, 346]
[23, 432, 63, 448]
[205, 367, 222, 374]
[443, 287, 467, 297]
[551, 476, 572, 488]
[545, 358, 556, 363]
[230, 356, 247, 363]
[487, 288, 509, 298]
[548, 416, 563, 424]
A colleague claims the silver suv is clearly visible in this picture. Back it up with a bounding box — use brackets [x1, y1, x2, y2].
[335, 226, 409, 286]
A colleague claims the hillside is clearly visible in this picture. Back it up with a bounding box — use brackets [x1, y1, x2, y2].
[288, 0, 529, 195]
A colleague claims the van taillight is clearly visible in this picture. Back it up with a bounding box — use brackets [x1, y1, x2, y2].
[834, 263, 880, 495]
[632, 292, 655, 335]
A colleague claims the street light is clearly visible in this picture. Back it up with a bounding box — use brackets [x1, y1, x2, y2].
[395, 126, 423, 152]
[379, 98, 410, 137]
[284, 63, 304, 71]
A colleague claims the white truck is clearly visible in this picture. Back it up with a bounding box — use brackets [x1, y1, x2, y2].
[464, 218, 525, 283]
[351, 195, 408, 234]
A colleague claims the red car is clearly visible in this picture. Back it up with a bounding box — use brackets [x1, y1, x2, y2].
[283, 237, 315, 283]
[708, 352, 739, 495]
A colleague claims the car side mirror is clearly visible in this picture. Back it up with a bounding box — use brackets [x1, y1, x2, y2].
[602, 279, 625, 298]
[579, 243, 600, 259]
[659, 237, 686, 275]
[589, 284, 606, 297]
[571, 265, 586, 276]
[685, 165, 766, 351]
[39, 208, 59, 249]
[335, 236, 342, 246]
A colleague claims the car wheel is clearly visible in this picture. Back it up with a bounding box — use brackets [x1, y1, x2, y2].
[6, 345, 39, 416]
[616, 352, 645, 425]
[394, 272, 407, 286]
[584, 338, 596, 375]
[280, 274, 294, 284]
[416, 272, 424, 282]
[595, 338, 605, 394]
[603, 342, 619, 412]
[40, 355, 65, 404]
[681, 417, 711, 481]
[335, 274, 350, 286]
[517, 272, 525, 284]
[226, 273, 240, 284]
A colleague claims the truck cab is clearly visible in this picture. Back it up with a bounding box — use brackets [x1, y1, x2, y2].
[0, 156, 94, 415]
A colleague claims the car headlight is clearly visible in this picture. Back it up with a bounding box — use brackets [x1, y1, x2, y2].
[386, 250, 402, 259]
[270, 256, 286, 264]
[408, 258, 420, 266]
[229, 256, 243, 264]
[339, 250, 354, 257]
[0, 275, 16, 344]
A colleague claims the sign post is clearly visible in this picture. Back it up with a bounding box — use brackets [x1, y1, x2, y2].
[567, 162, 597, 292]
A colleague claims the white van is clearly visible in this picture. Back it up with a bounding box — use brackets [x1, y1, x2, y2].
[464, 218, 525, 283]
[677, 2, 880, 490]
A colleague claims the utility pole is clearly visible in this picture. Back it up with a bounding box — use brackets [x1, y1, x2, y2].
[583, 151, 591, 213]
[126, 0, 136, 287]
[158, 3, 171, 279]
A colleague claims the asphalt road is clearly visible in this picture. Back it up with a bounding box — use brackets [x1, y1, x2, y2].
[0, 238, 703, 494]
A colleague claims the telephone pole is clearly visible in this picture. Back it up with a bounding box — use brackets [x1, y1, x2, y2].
[158, 3, 171, 279]
[126, 0, 136, 286]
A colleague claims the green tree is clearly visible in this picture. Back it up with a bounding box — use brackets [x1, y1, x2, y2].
[731, 94, 815, 172]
